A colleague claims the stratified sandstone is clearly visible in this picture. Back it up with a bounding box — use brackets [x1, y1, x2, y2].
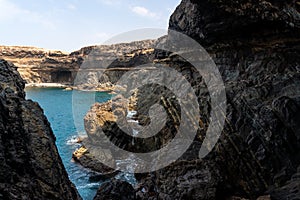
[0, 46, 78, 84]
[0, 59, 81, 199]
[0, 40, 156, 90]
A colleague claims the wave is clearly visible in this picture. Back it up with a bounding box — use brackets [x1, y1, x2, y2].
[66, 134, 87, 145]
[127, 110, 137, 119]
[76, 182, 102, 190]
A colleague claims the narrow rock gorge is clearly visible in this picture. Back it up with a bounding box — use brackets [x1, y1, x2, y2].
[0, 59, 81, 199]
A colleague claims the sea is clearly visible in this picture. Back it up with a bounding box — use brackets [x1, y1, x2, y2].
[25, 87, 120, 200]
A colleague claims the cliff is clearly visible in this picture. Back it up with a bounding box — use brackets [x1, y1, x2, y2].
[0, 59, 81, 199]
[0, 40, 156, 87]
[0, 46, 78, 84]
[137, 0, 300, 199]
[89, 0, 300, 199]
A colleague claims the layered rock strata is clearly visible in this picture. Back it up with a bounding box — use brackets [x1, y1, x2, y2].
[0, 40, 156, 90]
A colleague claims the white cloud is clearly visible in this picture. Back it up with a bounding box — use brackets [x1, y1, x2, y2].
[131, 6, 158, 18]
[0, 0, 56, 29]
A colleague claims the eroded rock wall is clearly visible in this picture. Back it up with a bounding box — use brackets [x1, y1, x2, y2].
[0, 59, 81, 199]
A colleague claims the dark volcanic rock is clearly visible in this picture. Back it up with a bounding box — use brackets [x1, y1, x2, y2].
[93, 179, 135, 200]
[0, 59, 81, 199]
[130, 0, 300, 199]
[135, 159, 219, 200]
[270, 164, 300, 199]
[169, 0, 300, 46]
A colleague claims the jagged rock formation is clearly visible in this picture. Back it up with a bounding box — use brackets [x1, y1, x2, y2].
[0, 40, 156, 88]
[92, 0, 300, 199]
[0, 59, 81, 199]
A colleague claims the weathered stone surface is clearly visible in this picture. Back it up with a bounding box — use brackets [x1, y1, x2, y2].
[135, 159, 218, 200]
[270, 165, 300, 199]
[169, 0, 300, 46]
[93, 179, 136, 200]
[0, 59, 81, 199]
[72, 144, 116, 174]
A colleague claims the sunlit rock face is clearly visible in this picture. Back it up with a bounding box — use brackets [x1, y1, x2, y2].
[0, 40, 156, 88]
[0, 59, 81, 199]
[0, 46, 78, 84]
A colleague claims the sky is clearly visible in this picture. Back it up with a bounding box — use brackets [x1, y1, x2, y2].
[0, 0, 181, 52]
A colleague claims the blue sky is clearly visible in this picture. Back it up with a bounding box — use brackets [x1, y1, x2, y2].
[0, 0, 181, 52]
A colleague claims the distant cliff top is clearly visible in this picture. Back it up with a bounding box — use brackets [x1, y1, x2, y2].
[0, 39, 158, 84]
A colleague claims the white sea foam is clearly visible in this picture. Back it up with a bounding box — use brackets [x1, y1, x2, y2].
[127, 110, 137, 119]
[66, 134, 87, 145]
[76, 182, 101, 190]
[66, 136, 79, 145]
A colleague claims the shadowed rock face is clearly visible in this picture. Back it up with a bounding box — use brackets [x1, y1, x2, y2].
[169, 0, 300, 46]
[92, 0, 300, 199]
[93, 179, 136, 200]
[0, 59, 81, 199]
[132, 0, 300, 199]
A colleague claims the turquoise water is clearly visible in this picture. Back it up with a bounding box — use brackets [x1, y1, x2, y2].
[25, 88, 112, 200]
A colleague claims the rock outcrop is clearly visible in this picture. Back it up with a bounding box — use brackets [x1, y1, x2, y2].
[0, 59, 81, 199]
[90, 0, 300, 199]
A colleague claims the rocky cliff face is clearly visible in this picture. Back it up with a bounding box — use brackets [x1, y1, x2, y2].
[170, 0, 300, 194]
[0, 59, 81, 199]
[0, 40, 156, 87]
[91, 0, 300, 199]
[0, 46, 78, 84]
[135, 0, 300, 199]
